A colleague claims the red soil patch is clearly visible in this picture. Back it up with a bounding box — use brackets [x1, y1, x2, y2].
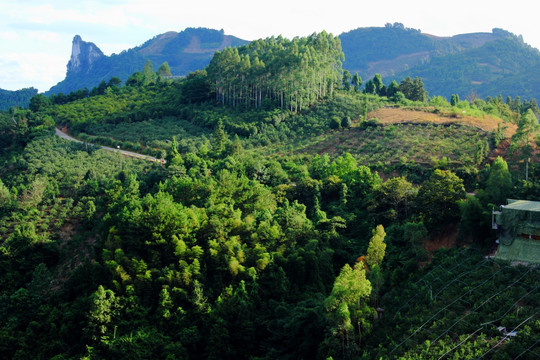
[418, 224, 461, 267]
[488, 139, 511, 162]
[423, 224, 458, 253]
[367, 107, 517, 136]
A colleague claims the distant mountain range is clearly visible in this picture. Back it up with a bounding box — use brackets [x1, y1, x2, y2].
[46, 28, 248, 95]
[2, 24, 539, 108]
[342, 23, 540, 100]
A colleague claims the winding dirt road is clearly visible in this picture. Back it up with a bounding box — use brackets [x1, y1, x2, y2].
[55, 128, 165, 163]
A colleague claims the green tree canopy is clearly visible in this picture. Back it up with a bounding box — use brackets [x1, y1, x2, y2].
[365, 224, 386, 269]
[485, 156, 513, 205]
[324, 262, 373, 355]
[510, 109, 540, 160]
[399, 76, 426, 102]
[158, 61, 172, 77]
[29, 94, 51, 112]
[351, 72, 362, 92]
[342, 70, 352, 91]
[86, 285, 119, 341]
[142, 60, 157, 85]
[387, 80, 400, 98]
[370, 176, 417, 224]
[417, 169, 466, 228]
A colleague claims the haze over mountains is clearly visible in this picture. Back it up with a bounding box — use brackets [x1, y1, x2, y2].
[2, 24, 540, 109]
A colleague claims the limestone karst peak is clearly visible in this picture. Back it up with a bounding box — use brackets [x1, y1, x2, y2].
[67, 35, 105, 75]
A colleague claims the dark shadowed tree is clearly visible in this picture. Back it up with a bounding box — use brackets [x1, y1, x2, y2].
[417, 169, 466, 228]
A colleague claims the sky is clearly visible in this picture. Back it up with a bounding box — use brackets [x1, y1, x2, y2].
[1, 0, 538, 93]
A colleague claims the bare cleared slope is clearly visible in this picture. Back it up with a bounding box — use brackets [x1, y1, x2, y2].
[368, 107, 517, 135]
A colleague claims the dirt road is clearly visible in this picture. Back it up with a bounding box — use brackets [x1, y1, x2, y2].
[55, 128, 165, 163]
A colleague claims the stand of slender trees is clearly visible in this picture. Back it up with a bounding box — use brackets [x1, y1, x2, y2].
[207, 32, 343, 112]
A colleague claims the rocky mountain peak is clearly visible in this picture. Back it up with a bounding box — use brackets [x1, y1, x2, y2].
[67, 35, 105, 74]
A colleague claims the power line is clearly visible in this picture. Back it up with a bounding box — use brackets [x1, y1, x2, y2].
[393, 255, 487, 319]
[480, 278, 540, 327]
[390, 265, 503, 355]
[428, 271, 540, 356]
[515, 339, 540, 360]
[476, 312, 540, 359]
[389, 257, 538, 357]
[437, 327, 484, 360]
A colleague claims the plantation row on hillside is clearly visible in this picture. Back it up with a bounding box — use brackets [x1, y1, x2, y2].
[35, 70, 538, 183]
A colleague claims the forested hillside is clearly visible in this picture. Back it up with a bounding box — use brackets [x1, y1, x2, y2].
[340, 24, 514, 79]
[1, 32, 540, 359]
[0, 87, 38, 111]
[207, 32, 343, 111]
[340, 24, 540, 100]
[390, 35, 540, 100]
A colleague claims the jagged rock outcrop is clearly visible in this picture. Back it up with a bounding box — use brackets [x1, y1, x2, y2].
[47, 28, 248, 95]
[66, 35, 105, 75]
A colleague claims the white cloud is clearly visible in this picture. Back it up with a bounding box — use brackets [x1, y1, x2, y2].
[30, 31, 62, 44]
[0, 31, 19, 41]
[0, 52, 67, 92]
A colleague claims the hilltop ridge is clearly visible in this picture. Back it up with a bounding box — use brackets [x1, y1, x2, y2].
[340, 25, 515, 78]
[340, 24, 540, 99]
[41, 24, 540, 102]
[46, 28, 248, 95]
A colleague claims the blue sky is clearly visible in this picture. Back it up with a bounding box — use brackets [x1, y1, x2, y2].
[1, 0, 538, 92]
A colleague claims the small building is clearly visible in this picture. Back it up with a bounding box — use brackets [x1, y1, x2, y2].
[494, 200, 540, 264]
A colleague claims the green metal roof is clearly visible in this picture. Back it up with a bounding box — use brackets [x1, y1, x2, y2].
[495, 200, 540, 264]
[505, 200, 540, 212]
